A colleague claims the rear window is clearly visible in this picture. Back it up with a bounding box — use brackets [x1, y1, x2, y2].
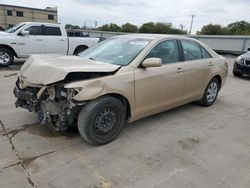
[181, 40, 203, 61]
[201, 47, 212, 59]
[44, 26, 61, 36]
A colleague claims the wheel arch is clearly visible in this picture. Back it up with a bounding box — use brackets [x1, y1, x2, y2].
[213, 75, 222, 89]
[100, 93, 131, 121]
[73, 45, 88, 55]
[0, 44, 18, 57]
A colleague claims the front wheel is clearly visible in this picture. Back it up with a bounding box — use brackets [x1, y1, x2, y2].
[0, 48, 14, 67]
[198, 78, 219, 107]
[77, 96, 126, 145]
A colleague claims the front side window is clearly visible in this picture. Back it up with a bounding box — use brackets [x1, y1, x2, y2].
[25, 26, 42, 35]
[79, 37, 151, 66]
[44, 26, 61, 36]
[16, 11, 24, 17]
[146, 40, 180, 64]
[181, 40, 202, 61]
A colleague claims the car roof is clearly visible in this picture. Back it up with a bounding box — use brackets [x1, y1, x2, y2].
[20, 22, 60, 27]
[116, 34, 192, 40]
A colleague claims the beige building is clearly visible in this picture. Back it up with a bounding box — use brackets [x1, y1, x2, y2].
[0, 4, 58, 30]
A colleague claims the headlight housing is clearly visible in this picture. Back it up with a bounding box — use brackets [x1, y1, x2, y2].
[235, 56, 244, 65]
[68, 87, 83, 98]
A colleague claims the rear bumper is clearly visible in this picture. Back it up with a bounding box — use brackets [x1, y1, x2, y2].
[233, 62, 250, 75]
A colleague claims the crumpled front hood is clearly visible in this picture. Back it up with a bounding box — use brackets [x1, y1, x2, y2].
[20, 54, 121, 85]
[0, 31, 10, 36]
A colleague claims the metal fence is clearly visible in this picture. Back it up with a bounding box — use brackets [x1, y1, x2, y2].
[70, 29, 250, 54]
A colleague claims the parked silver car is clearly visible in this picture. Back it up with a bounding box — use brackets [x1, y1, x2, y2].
[233, 49, 250, 77]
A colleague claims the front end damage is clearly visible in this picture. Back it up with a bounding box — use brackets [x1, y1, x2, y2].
[14, 79, 83, 131]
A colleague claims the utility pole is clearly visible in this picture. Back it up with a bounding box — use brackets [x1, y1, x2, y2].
[189, 15, 195, 35]
[94, 21, 98, 29]
[84, 21, 86, 29]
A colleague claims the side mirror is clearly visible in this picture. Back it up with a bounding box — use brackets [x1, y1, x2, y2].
[142, 58, 162, 68]
[20, 30, 30, 36]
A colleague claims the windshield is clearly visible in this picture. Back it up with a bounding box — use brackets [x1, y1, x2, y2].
[5, 23, 25, 33]
[79, 37, 151, 66]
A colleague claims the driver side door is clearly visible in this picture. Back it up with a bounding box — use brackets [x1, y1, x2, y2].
[134, 40, 185, 118]
[16, 25, 45, 56]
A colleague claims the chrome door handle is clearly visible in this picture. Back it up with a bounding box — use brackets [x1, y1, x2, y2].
[177, 67, 184, 73]
[60, 39, 65, 41]
[209, 62, 214, 66]
[36, 39, 43, 41]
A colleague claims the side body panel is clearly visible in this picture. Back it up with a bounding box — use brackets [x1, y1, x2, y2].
[43, 25, 68, 54]
[134, 63, 185, 119]
[67, 37, 99, 55]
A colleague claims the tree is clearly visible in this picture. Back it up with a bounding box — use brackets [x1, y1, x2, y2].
[98, 23, 121, 32]
[198, 24, 226, 35]
[198, 21, 250, 35]
[197, 24, 228, 35]
[65, 24, 80, 30]
[121, 23, 138, 32]
[154, 22, 172, 34]
[139, 22, 155, 33]
[139, 22, 186, 34]
[227, 21, 250, 35]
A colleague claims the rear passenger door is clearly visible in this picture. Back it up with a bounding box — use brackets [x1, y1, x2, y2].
[42, 25, 68, 54]
[180, 40, 213, 102]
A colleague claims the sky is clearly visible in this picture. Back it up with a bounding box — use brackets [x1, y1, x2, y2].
[1, 0, 250, 34]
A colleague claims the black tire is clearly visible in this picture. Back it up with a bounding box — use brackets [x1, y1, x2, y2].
[233, 70, 243, 77]
[0, 47, 14, 67]
[74, 46, 88, 55]
[77, 96, 126, 145]
[198, 78, 219, 107]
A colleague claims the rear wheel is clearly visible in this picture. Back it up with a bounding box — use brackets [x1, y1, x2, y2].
[198, 78, 219, 107]
[0, 48, 14, 67]
[77, 96, 126, 145]
[74, 46, 88, 55]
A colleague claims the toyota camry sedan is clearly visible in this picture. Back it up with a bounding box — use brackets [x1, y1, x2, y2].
[14, 34, 228, 145]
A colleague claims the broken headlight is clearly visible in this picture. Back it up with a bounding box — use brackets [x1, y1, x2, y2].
[68, 87, 83, 98]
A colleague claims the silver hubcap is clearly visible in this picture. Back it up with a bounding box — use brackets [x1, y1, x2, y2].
[0, 51, 10, 65]
[207, 82, 218, 103]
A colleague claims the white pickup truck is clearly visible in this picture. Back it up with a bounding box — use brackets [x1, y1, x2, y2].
[0, 22, 100, 66]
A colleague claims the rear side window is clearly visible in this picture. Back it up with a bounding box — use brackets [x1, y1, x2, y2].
[44, 26, 62, 36]
[25, 26, 42, 35]
[201, 47, 212, 59]
[181, 40, 202, 61]
[146, 40, 180, 64]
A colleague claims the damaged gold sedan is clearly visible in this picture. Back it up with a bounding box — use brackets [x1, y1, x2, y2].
[14, 34, 228, 145]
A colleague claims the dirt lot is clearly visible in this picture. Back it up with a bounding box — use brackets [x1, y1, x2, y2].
[0, 57, 250, 188]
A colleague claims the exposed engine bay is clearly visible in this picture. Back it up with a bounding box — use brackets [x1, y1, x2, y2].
[14, 71, 114, 131]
